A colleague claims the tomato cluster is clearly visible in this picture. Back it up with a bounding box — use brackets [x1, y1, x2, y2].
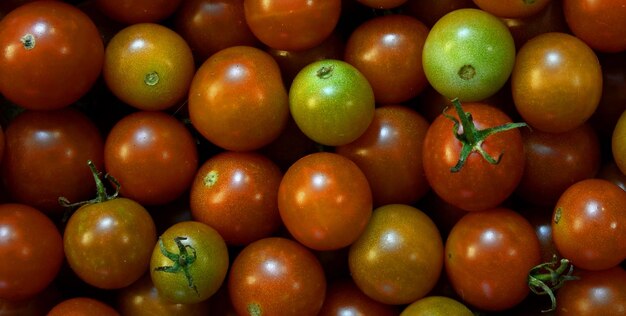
[0, 0, 625, 315]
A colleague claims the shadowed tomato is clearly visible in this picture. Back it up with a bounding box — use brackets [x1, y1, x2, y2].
[0, 1, 104, 110]
[357, 0, 407, 9]
[243, 0, 342, 51]
[400, 296, 473, 316]
[403, 0, 476, 27]
[228, 237, 326, 316]
[0, 203, 63, 301]
[1, 109, 104, 214]
[336, 105, 430, 207]
[190, 151, 283, 245]
[318, 279, 398, 316]
[95, 0, 182, 24]
[563, 0, 626, 53]
[552, 179, 626, 271]
[278, 152, 372, 251]
[344, 14, 429, 104]
[473, 0, 551, 18]
[104, 111, 198, 206]
[103, 23, 195, 111]
[349, 204, 443, 305]
[47, 297, 119, 316]
[188, 46, 289, 151]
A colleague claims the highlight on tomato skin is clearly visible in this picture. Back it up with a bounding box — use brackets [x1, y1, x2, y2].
[0, 1, 625, 314]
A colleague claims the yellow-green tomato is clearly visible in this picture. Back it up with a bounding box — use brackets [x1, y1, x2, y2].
[400, 296, 473, 316]
[150, 221, 229, 304]
[289, 59, 375, 146]
[422, 8, 515, 102]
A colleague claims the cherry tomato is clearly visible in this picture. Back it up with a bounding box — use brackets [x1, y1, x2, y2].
[612, 109, 626, 175]
[511, 32, 602, 133]
[349, 204, 443, 305]
[473, 0, 551, 18]
[190, 151, 282, 246]
[400, 296, 473, 316]
[0, 203, 63, 301]
[357, 0, 407, 9]
[555, 267, 626, 315]
[228, 237, 326, 316]
[278, 152, 372, 251]
[422, 8, 516, 102]
[1, 109, 104, 214]
[188, 46, 289, 151]
[150, 221, 229, 304]
[289, 59, 375, 146]
[104, 111, 198, 206]
[0, 0, 104, 110]
[335, 105, 430, 207]
[243, 0, 341, 51]
[445, 208, 541, 311]
[344, 14, 429, 104]
[422, 100, 525, 211]
[173, 0, 259, 63]
[103, 23, 195, 111]
[403, 0, 476, 27]
[47, 297, 119, 316]
[563, 0, 626, 53]
[552, 179, 626, 271]
[318, 279, 398, 316]
[95, 0, 182, 24]
[501, 0, 569, 50]
[63, 163, 157, 290]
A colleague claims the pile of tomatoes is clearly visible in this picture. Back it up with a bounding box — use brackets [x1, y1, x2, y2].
[0, 0, 625, 315]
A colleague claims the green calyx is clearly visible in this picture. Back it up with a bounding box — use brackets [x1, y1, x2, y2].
[528, 255, 579, 313]
[154, 236, 199, 295]
[444, 98, 527, 173]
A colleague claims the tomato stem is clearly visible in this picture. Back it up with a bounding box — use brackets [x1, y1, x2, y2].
[528, 255, 579, 313]
[444, 98, 527, 173]
[154, 236, 199, 295]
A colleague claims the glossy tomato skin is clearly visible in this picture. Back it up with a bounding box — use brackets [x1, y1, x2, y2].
[336, 105, 430, 207]
[289, 59, 375, 146]
[243, 0, 341, 51]
[563, 0, 626, 53]
[0, 0, 104, 110]
[64, 197, 157, 289]
[422, 102, 525, 211]
[104, 111, 198, 206]
[173, 0, 259, 63]
[612, 109, 626, 175]
[445, 208, 541, 311]
[344, 14, 429, 104]
[422, 8, 516, 102]
[103, 23, 195, 111]
[150, 221, 229, 304]
[228, 237, 326, 316]
[1, 109, 104, 214]
[473, 0, 551, 18]
[0, 203, 63, 301]
[47, 297, 119, 316]
[189, 46, 289, 151]
[555, 267, 626, 315]
[515, 123, 600, 206]
[95, 0, 182, 24]
[117, 273, 211, 316]
[349, 204, 443, 305]
[278, 152, 372, 251]
[552, 179, 626, 271]
[190, 151, 282, 246]
[400, 296, 473, 316]
[511, 32, 602, 133]
[318, 279, 398, 316]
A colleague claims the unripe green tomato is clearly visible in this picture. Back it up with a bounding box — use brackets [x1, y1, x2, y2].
[289, 59, 375, 146]
[422, 8, 516, 102]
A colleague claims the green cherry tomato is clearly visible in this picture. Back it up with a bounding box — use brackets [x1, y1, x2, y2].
[150, 221, 229, 304]
[422, 8, 516, 102]
[289, 59, 375, 146]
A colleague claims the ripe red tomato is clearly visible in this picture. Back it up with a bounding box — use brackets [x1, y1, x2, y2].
[104, 111, 198, 206]
[344, 14, 429, 104]
[150, 221, 229, 304]
[445, 208, 541, 311]
[335, 105, 430, 207]
[349, 204, 444, 305]
[103, 23, 195, 111]
[422, 100, 525, 211]
[473, 0, 551, 18]
[1, 109, 104, 214]
[228, 237, 327, 316]
[0, 203, 63, 301]
[552, 179, 626, 271]
[243, 0, 342, 51]
[555, 266, 626, 315]
[563, 0, 626, 53]
[511, 32, 602, 133]
[95, 0, 182, 24]
[190, 151, 283, 246]
[188, 46, 289, 151]
[278, 152, 372, 251]
[0, 0, 104, 110]
[47, 297, 119, 316]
